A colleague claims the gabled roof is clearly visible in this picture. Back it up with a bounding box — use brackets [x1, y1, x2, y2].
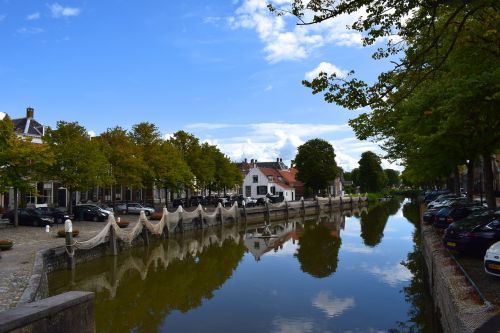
[12, 117, 44, 137]
[257, 167, 302, 190]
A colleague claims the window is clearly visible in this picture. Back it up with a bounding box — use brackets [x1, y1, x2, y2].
[245, 186, 251, 197]
[257, 186, 267, 195]
[270, 186, 276, 195]
[278, 176, 283, 182]
[267, 175, 273, 181]
[253, 175, 258, 183]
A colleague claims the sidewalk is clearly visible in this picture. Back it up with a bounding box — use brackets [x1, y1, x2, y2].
[0, 217, 140, 312]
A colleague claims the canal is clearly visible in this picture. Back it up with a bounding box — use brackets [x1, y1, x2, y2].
[49, 198, 442, 332]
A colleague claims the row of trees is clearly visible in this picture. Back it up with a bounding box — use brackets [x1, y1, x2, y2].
[347, 151, 401, 193]
[0, 116, 242, 225]
[272, 1, 499, 208]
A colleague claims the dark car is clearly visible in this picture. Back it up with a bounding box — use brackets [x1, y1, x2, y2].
[189, 196, 208, 207]
[172, 198, 187, 208]
[423, 208, 441, 224]
[73, 205, 109, 222]
[433, 205, 485, 228]
[267, 194, 284, 204]
[443, 209, 500, 254]
[2, 208, 54, 226]
[35, 207, 72, 224]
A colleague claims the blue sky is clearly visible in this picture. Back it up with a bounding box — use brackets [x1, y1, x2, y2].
[0, 1, 398, 171]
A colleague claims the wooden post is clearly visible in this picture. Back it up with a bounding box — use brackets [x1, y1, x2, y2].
[235, 202, 240, 224]
[265, 200, 270, 223]
[328, 194, 332, 213]
[65, 220, 75, 270]
[219, 203, 224, 225]
[142, 223, 149, 246]
[285, 200, 289, 222]
[242, 202, 248, 223]
[340, 195, 343, 207]
[301, 197, 305, 215]
[198, 205, 204, 229]
[315, 196, 320, 214]
[179, 207, 184, 233]
[109, 224, 118, 256]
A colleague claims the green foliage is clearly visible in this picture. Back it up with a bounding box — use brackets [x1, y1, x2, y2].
[294, 138, 339, 194]
[44, 121, 111, 205]
[384, 169, 400, 188]
[358, 151, 387, 192]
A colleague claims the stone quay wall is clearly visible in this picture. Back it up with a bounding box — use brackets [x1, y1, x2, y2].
[421, 223, 497, 332]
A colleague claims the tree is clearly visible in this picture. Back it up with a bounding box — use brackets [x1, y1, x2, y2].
[98, 127, 145, 205]
[294, 138, 339, 195]
[44, 122, 111, 213]
[384, 169, 401, 188]
[0, 117, 52, 226]
[358, 151, 387, 193]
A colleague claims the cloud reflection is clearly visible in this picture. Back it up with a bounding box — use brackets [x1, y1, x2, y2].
[312, 291, 355, 318]
[271, 317, 314, 333]
[363, 263, 412, 287]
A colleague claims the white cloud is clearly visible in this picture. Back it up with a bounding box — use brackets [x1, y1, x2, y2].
[17, 27, 44, 34]
[312, 291, 355, 318]
[49, 3, 81, 18]
[265, 85, 273, 91]
[342, 242, 374, 254]
[88, 130, 96, 137]
[229, 0, 365, 62]
[305, 62, 347, 81]
[363, 262, 412, 287]
[27, 12, 40, 20]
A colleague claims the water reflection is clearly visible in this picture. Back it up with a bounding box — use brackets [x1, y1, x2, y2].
[48, 201, 443, 332]
[360, 199, 401, 247]
[49, 225, 245, 332]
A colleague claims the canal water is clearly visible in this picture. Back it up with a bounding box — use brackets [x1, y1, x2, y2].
[49, 199, 442, 332]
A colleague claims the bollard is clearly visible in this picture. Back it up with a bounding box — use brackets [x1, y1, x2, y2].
[109, 224, 118, 256]
[64, 219, 75, 270]
[242, 201, 248, 223]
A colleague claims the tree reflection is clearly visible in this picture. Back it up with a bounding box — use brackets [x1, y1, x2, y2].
[295, 222, 341, 278]
[360, 199, 401, 247]
[391, 201, 443, 332]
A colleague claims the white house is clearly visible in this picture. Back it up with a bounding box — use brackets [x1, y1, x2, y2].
[242, 166, 297, 201]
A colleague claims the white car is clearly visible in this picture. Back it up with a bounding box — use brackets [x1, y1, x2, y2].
[484, 240, 500, 277]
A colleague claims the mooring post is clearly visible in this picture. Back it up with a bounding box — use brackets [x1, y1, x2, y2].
[109, 222, 118, 256]
[242, 201, 248, 223]
[285, 200, 289, 222]
[198, 204, 204, 229]
[65, 219, 75, 270]
[265, 199, 271, 223]
[142, 222, 149, 246]
[328, 194, 332, 213]
[340, 195, 343, 207]
[315, 196, 320, 214]
[301, 197, 305, 215]
[219, 203, 224, 225]
[235, 202, 240, 224]
[179, 206, 184, 233]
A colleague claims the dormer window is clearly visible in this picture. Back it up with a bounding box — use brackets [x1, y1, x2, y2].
[267, 176, 273, 181]
[278, 176, 283, 182]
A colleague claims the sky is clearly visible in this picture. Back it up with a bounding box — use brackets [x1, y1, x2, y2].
[0, 0, 400, 171]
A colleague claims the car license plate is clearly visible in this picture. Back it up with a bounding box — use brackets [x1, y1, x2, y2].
[488, 263, 500, 270]
[447, 242, 456, 247]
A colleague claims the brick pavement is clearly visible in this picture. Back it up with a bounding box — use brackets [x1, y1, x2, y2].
[0, 216, 140, 312]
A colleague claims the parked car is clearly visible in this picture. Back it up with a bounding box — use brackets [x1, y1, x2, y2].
[433, 205, 486, 229]
[427, 195, 462, 209]
[2, 208, 54, 226]
[484, 240, 500, 277]
[216, 196, 231, 207]
[423, 208, 441, 224]
[443, 209, 500, 254]
[116, 202, 155, 215]
[242, 197, 257, 207]
[34, 206, 72, 224]
[73, 205, 109, 222]
[267, 194, 284, 204]
[189, 196, 208, 207]
[172, 198, 187, 208]
[76, 203, 113, 215]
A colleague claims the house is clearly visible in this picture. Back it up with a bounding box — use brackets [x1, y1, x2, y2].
[242, 161, 300, 201]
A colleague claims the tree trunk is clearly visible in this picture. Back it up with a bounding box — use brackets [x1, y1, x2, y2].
[466, 160, 474, 202]
[13, 187, 19, 227]
[482, 152, 496, 209]
[453, 165, 461, 196]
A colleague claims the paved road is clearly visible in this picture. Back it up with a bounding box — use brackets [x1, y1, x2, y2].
[0, 214, 141, 312]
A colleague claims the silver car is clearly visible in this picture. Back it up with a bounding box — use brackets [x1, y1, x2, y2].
[116, 203, 155, 215]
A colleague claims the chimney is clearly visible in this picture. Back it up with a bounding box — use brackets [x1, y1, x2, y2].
[277, 158, 279, 162]
[26, 107, 34, 118]
[244, 158, 247, 163]
[250, 159, 254, 164]
[280, 158, 283, 162]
